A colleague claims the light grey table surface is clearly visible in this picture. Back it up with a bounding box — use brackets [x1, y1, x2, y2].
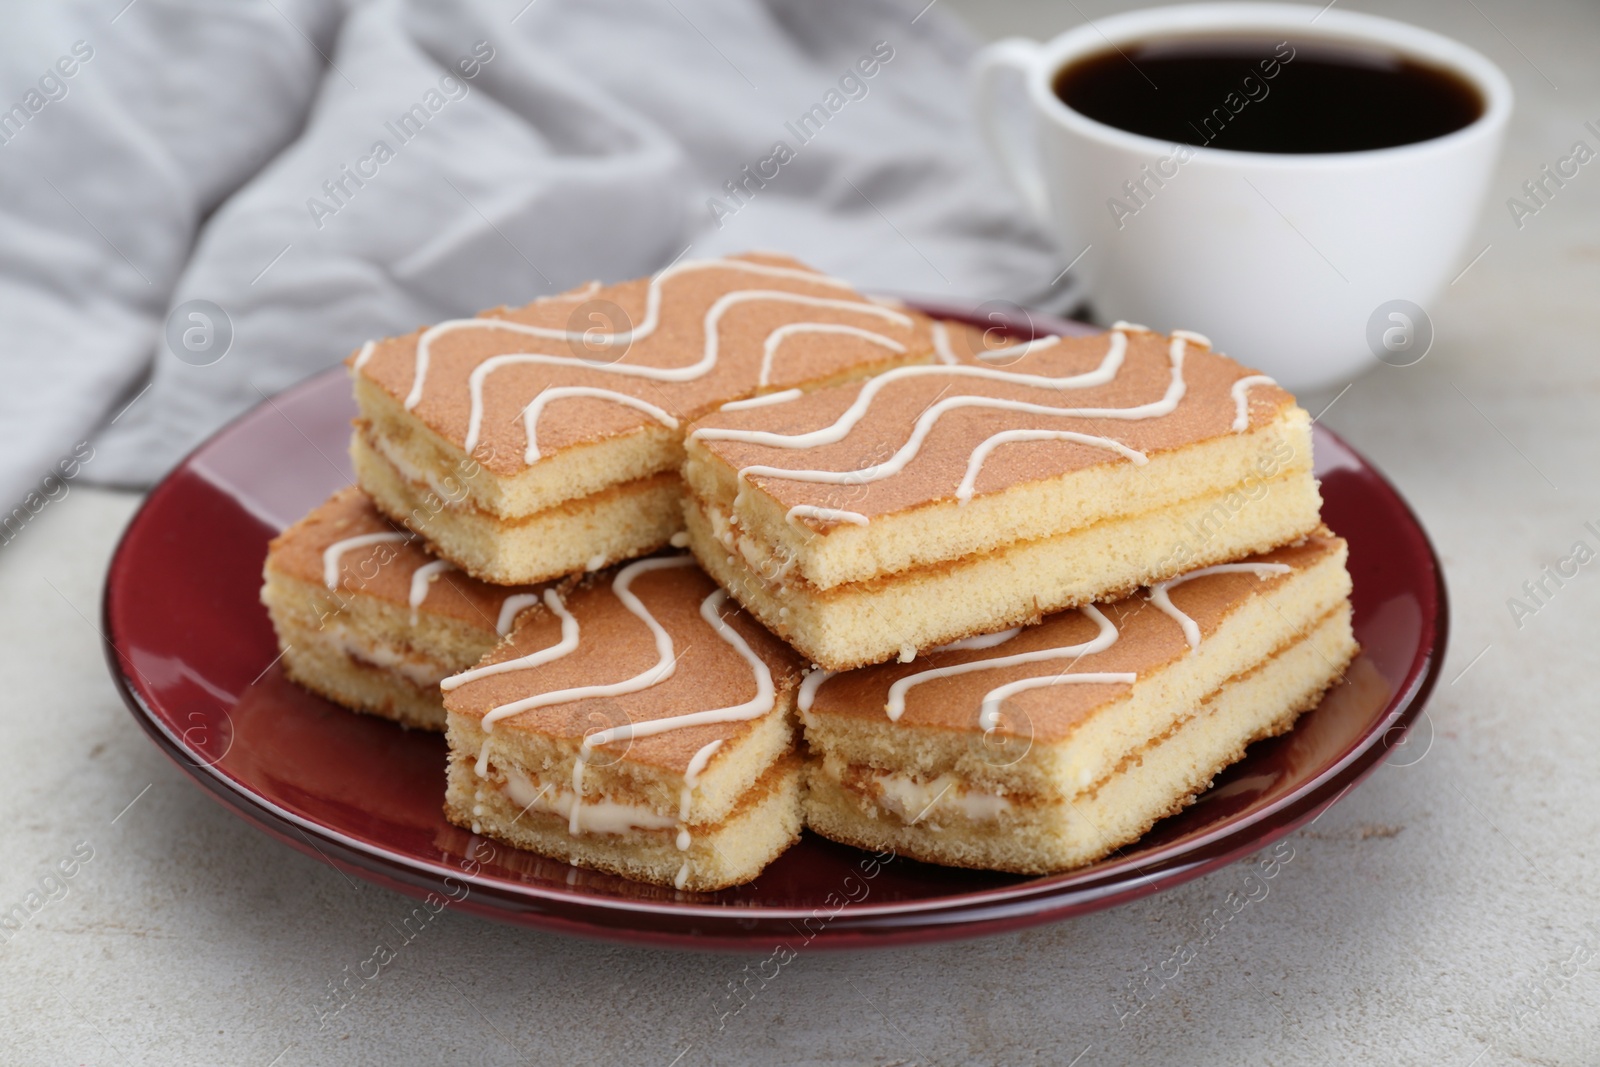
[5, 1, 1598, 1064]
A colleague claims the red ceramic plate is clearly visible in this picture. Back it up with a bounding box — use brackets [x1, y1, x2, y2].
[103, 304, 1446, 950]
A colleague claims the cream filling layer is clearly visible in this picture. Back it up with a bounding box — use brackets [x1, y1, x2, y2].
[827, 763, 1013, 826]
[322, 620, 451, 689]
[498, 765, 678, 836]
[366, 429, 476, 512]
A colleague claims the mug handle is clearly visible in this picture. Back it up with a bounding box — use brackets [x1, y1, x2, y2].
[971, 38, 1049, 222]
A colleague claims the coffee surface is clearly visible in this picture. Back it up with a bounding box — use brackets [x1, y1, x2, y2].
[1054, 36, 1482, 153]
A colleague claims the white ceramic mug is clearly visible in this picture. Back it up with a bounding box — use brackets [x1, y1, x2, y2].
[973, 3, 1512, 391]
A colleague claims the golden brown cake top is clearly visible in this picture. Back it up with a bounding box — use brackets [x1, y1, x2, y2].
[348, 252, 933, 477]
[442, 554, 805, 772]
[803, 535, 1344, 741]
[688, 323, 1297, 525]
[264, 487, 553, 632]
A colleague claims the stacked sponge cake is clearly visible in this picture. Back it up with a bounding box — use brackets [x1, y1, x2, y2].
[347, 253, 932, 584]
[683, 322, 1322, 668]
[261, 252, 1356, 889]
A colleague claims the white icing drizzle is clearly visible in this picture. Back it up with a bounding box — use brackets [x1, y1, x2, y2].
[471, 558, 689, 735]
[407, 559, 454, 626]
[786, 504, 869, 527]
[681, 740, 723, 823]
[460, 564, 778, 840]
[930, 319, 1064, 366]
[578, 590, 776, 749]
[695, 328, 1195, 503]
[403, 257, 857, 410]
[720, 388, 803, 412]
[955, 429, 1147, 505]
[929, 628, 1023, 653]
[494, 593, 543, 637]
[674, 738, 725, 884]
[569, 587, 773, 835]
[700, 334, 1114, 453]
[1147, 562, 1293, 650]
[536, 279, 600, 302]
[883, 604, 1120, 723]
[759, 323, 905, 386]
[352, 340, 377, 370]
[445, 588, 578, 694]
[798, 668, 836, 713]
[459, 290, 910, 454]
[569, 751, 588, 835]
[930, 321, 960, 365]
[1230, 375, 1277, 432]
[979, 671, 1136, 730]
[519, 387, 679, 462]
[321, 531, 411, 589]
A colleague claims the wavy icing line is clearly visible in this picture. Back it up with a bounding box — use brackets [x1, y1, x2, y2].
[786, 504, 868, 527]
[930, 320, 1064, 366]
[805, 555, 1297, 734]
[324, 527, 553, 637]
[798, 667, 834, 714]
[681, 740, 724, 826]
[495, 593, 544, 637]
[978, 671, 1138, 730]
[407, 559, 454, 626]
[930, 321, 961, 366]
[884, 604, 1123, 725]
[720, 388, 802, 412]
[322, 529, 544, 634]
[566, 585, 774, 848]
[446, 558, 778, 852]
[691, 330, 1105, 454]
[695, 326, 1205, 514]
[956, 430, 1146, 504]
[517, 387, 679, 463]
[759, 323, 905, 386]
[458, 289, 910, 455]
[321, 531, 411, 589]
[929, 628, 1022, 653]
[467, 557, 689, 742]
[1147, 562, 1292, 650]
[404, 258, 856, 409]
[576, 587, 775, 880]
[389, 257, 912, 463]
[677, 739, 724, 889]
[578, 588, 776, 749]
[445, 588, 578, 694]
[1230, 375, 1277, 432]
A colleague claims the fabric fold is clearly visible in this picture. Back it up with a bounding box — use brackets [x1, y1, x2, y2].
[0, 0, 1064, 502]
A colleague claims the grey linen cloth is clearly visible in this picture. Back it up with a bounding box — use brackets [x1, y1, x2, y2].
[0, 0, 1063, 515]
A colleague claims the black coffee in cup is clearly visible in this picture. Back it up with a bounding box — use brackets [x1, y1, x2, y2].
[1054, 36, 1482, 153]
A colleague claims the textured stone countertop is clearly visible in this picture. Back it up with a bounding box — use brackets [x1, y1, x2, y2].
[4, 0, 1598, 1063]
